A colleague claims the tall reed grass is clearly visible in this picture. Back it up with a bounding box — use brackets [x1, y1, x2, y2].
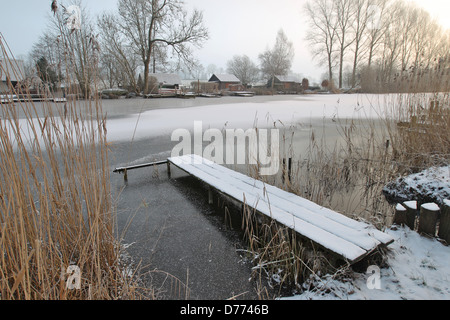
[241, 90, 449, 296]
[0, 35, 146, 299]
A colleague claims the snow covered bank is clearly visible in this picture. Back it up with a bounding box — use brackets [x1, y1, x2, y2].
[285, 226, 450, 300]
[105, 94, 391, 143]
[383, 166, 450, 205]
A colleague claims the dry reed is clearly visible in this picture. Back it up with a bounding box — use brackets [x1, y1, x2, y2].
[0, 34, 146, 299]
[241, 88, 449, 295]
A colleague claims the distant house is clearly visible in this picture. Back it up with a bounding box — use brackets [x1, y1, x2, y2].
[208, 74, 241, 91]
[267, 75, 301, 92]
[0, 59, 25, 93]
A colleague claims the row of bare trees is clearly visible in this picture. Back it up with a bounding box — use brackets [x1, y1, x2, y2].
[30, 1, 296, 95]
[226, 29, 295, 87]
[305, 0, 450, 92]
[30, 2, 99, 97]
[29, 0, 208, 96]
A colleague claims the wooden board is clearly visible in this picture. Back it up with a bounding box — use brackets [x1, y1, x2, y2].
[168, 154, 394, 263]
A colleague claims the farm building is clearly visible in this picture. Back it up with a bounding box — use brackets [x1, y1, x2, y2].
[208, 74, 241, 91]
[267, 75, 301, 92]
[0, 59, 25, 93]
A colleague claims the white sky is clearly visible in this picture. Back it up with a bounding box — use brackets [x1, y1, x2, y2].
[0, 0, 449, 83]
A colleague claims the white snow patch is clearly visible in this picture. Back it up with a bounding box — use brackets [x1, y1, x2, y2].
[105, 94, 391, 142]
[421, 203, 440, 211]
[284, 227, 450, 300]
[384, 166, 450, 205]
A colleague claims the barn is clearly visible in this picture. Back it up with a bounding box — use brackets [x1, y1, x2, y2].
[208, 74, 241, 91]
[267, 75, 301, 93]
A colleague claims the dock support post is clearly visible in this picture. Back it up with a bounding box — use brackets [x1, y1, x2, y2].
[418, 203, 440, 237]
[124, 169, 128, 182]
[282, 158, 292, 184]
[208, 188, 213, 205]
[393, 203, 407, 226]
[167, 161, 171, 178]
[403, 201, 417, 230]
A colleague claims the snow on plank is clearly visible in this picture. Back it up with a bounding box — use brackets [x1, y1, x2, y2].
[188, 154, 394, 247]
[168, 154, 394, 263]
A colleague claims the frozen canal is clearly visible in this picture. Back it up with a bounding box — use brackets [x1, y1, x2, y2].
[110, 136, 262, 299]
[103, 94, 389, 299]
[19, 94, 390, 299]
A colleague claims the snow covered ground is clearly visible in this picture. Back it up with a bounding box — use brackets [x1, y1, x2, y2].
[105, 94, 392, 142]
[286, 226, 450, 300]
[383, 166, 450, 205]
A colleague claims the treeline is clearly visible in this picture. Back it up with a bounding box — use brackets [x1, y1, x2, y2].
[305, 0, 450, 93]
[28, 0, 208, 97]
[28, 0, 299, 96]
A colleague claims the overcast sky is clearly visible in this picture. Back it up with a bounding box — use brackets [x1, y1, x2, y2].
[1, 0, 449, 83]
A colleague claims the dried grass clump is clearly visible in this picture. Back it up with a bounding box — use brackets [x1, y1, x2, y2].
[0, 35, 145, 300]
[244, 88, 449, 294]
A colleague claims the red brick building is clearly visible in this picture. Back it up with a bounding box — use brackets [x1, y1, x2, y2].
[208, 74, 241, 91]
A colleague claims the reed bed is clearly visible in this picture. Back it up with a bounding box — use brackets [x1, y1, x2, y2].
[0, 36, 148, 299]
[242, 89, 449, 296]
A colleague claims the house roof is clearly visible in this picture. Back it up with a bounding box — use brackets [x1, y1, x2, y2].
[148, 73, 182, 85]
[0, 59, 25, 82]
[209, 74, 240, 83]
[274, 75, 300, 83]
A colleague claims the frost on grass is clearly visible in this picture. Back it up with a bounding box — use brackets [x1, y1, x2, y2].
[383, 166, 450, 205]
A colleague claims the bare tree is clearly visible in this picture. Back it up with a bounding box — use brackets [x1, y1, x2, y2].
[335, 0, 356, 89]
[349, 0, 370, 88]
[97, 12, 140, 91]
[259, 29, 294, 81]
[30, 1, 99, 98]
[365, 0, 390, 67]
[304, 0, 338, 84]
[108, 0, 208, 94]
[226, 55, 260, 86]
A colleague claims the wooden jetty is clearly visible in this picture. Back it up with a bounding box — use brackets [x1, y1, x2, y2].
[114, 154, 394, 264]
[0, 95, 67, 103]
[167, 154, 394, 264]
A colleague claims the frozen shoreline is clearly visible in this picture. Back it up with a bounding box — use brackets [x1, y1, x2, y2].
[104, 94, 392, 143]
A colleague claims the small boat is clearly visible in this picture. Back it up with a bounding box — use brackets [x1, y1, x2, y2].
[232, 91, 255, 97]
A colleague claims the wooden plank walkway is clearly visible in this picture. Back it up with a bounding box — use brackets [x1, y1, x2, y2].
[168, 154, 394, 264]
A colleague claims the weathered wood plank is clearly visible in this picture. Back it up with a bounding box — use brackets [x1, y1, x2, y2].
[189, 154, 393, 247]
[168, 154, 394, 263]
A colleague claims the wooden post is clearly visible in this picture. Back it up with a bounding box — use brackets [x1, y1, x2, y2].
[418, 203, 440, 237]
[288, 158, 292, 183]
[438, 200, 450, 244]
[282, 157, 292, 184]
[393, 203, 407, 226]
[167, 162, 171, 178]
[208, 188, 213, 205]
[403, 201, 417, 230]
[123, 169, 128, 182]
